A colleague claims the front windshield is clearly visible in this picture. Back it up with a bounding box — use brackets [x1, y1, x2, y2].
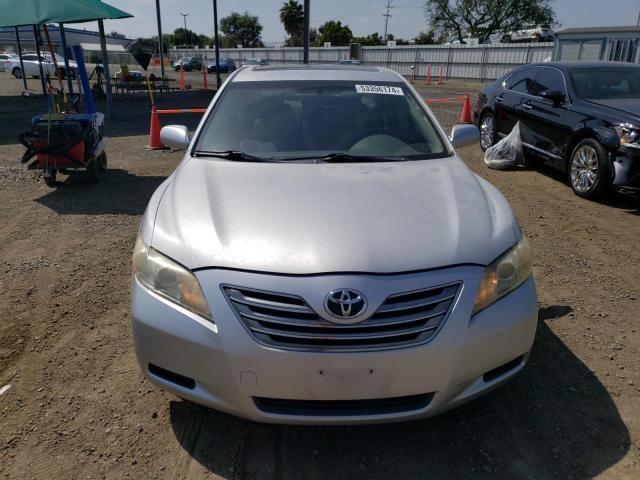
[194, 80, 448, 161]
[570, 67, 640, 100]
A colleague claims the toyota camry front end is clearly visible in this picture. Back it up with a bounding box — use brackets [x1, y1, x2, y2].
[131, 65, 538, 424]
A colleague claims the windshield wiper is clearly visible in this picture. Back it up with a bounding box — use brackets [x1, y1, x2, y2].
[193, 150, 276, 162]
[287, 153, 408, 163]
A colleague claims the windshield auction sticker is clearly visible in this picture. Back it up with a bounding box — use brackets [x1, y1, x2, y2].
[355, 85, 404, 95]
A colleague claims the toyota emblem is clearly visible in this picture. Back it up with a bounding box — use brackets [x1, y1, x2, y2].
[324, 289, 367, 320]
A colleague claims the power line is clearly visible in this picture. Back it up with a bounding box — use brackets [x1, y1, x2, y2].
[382, 0, 394, 42]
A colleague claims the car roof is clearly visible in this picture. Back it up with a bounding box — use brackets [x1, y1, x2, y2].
[232, 64, 403, 83]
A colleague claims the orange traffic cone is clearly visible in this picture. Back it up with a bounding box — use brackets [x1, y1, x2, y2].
[179, 63, 185, 91]
[146, 105, 166, 150]
[438, 64, 444, 84]
[459, 95, 472, 124]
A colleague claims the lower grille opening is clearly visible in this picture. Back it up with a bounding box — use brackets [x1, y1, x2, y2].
[254, 393, 434, 417]
[483, 356, 524, 383]
[148, 363, 196, 390]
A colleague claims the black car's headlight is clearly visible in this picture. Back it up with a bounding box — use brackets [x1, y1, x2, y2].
[472, 236, 533, 315]
[132, 236, 212, 321]
[614, 124, 640, 145]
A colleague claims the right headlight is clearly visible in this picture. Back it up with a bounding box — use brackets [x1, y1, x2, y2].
[132, 236, 212, 321]
[472, 235, 533, 315]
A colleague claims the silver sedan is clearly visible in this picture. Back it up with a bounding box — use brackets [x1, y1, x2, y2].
[131, 64, 537, 424]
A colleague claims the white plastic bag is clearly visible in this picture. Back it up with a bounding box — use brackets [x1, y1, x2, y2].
[484, 121, 524, 170]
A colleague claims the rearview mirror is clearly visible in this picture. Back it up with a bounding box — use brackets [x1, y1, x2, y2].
[450, 124, 480, 148]
[160, 125, 190, 150]
[539, 89, 565, 106]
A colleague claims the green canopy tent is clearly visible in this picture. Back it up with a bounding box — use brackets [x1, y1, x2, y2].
[0, 0, 133, 119]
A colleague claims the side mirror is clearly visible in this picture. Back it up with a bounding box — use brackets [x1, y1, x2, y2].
[539, 89, 565, 106]
[160, 125, 190, 150]
[450, 124, 480, 148]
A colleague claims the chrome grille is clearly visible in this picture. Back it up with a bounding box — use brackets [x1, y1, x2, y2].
[222, 282, 461, 352]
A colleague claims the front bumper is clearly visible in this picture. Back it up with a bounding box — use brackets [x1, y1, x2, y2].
[614, 144, 640, 188]
[131, 266, 538, 425]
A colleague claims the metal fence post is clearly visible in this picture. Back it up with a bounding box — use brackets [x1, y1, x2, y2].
[445, 45, 453, 80]
[479, 45, 488, 82]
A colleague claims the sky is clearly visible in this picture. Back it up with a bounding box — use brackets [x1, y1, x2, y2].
[73, 0, 640, 43]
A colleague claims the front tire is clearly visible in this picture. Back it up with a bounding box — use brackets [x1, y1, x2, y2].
[479, 111, 497, 151]
[12, 67, 22, 79]
[568, 139, 612, 199]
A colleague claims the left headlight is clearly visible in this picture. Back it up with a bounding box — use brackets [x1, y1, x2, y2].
[472, 235, 533, 315]
[132, 236, 212, 321]
[614, 124, 640, 145]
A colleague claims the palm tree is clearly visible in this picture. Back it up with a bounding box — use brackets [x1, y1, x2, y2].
[279, 0, 304, 46]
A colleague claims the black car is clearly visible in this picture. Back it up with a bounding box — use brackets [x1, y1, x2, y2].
[474, 61, 640, 199]
[207, 57, 236, 73]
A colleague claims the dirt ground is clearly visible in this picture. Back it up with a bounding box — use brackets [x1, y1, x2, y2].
[0, 71, 639, 480]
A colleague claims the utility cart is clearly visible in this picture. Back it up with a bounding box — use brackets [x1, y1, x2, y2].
[19, 112, 107, 186]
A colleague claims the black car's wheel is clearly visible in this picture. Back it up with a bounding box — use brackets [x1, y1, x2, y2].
[479, 111, 496, 151]
[568, 138, 612, 199]
[12, 67, 22, 79]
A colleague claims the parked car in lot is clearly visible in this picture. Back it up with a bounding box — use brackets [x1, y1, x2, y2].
[206, 57, 236, 73]
[500, 25, 554, 43]
[7, 53, 77, 79]
[173, 56, 202, 72]
[131, 64, 537, 424]
[241, 58, 267, 67]
[475, 61, 640, 199]
[0, 53, 18, 72]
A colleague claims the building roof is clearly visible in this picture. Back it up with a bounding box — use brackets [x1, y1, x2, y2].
[233, 64, 403, 83]
[555, 26, 640, 36]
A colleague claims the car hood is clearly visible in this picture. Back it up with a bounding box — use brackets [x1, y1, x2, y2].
[150, 156, 519, 273]
[585, 98, 640, 120]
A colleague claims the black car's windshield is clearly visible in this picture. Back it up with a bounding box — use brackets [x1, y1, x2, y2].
[194, 80, 448, 161]
[570, 67, 640, 100]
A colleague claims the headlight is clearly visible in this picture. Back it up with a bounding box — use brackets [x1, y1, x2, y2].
[614, 124, 640, 145]
[132, 236, 212, 321]
[472, 235, 533, 315]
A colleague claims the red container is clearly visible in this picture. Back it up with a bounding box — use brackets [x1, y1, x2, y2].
[33, 139, 85, 169]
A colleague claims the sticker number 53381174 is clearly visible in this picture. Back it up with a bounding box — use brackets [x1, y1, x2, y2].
[355, 84, 404, 95]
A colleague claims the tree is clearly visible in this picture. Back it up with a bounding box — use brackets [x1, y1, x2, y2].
[173, 27, 203, 47]
[280, 0, 304, 46]
[413, 30, 437, 44]
[109, 31, 126, 39]
[317, 21, 352, 47]
[423, 0, 557, 43]
[352, 32, 385, 46]
[220, 11, 264, 48]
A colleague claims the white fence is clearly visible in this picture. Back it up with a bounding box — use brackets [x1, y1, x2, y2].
[172, 43, 554, 81]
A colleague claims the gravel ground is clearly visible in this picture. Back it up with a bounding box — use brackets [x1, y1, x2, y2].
[0, 73, 639, 479]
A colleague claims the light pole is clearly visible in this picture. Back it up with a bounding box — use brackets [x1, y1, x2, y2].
[180, 12, 190, 47]
[212, 0, 221, 89]
[303, 0, 310, 63]
[155, 0, 165, 77]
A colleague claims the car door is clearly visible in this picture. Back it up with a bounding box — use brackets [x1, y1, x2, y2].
[494, 67, 537, 138]
[20, 55, 37, 76]
[518, 67, 570, 167]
